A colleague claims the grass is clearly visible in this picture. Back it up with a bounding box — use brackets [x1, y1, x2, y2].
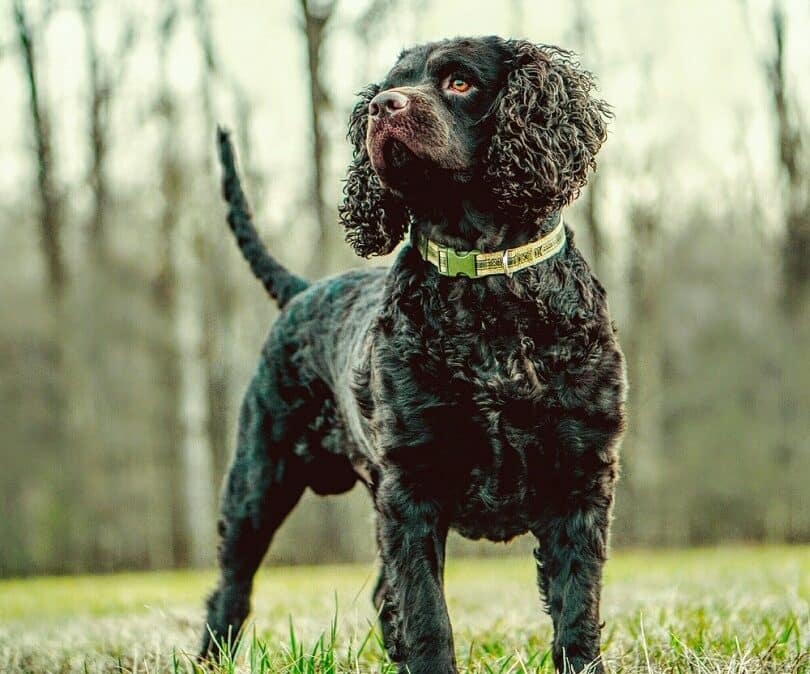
[0, 546, 808, 673]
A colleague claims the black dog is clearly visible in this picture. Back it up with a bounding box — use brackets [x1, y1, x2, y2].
[201, 36, 626, 674]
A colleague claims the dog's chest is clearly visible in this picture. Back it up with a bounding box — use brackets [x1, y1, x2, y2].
[436, 330, 617, 542]
[450, 432, 540, 542]
[381, 263, 625, 541]
[441, 342, 562, 542]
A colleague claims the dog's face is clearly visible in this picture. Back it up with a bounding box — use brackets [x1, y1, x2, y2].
[364, 38, 510, 192]
[340, 36, 611, 258]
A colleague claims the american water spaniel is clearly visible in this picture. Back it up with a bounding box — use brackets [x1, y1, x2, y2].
[200, 35, 626, 674]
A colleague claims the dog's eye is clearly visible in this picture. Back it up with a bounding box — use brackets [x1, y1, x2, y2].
[444, 76, 472, 94]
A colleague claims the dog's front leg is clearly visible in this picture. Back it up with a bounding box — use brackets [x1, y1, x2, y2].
[533, 495, 612, 674]
[375, 475, 456, 674]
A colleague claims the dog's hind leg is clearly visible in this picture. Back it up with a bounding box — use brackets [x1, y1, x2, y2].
[200, 367, 307, 659]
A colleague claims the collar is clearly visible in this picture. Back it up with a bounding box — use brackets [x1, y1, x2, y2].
[416, 213, 566, 278]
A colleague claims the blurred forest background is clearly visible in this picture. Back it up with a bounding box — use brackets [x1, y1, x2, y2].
[0, 0, 808, 578]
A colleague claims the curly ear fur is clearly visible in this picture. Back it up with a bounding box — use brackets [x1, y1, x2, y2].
[486, 41, 612, 222]
[339, 84, 410, 258]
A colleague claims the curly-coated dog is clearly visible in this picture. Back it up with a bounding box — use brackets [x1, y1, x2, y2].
[200, 36, 626, 674]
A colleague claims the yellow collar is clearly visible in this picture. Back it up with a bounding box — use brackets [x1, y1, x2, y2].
[416, 217, 566, 278]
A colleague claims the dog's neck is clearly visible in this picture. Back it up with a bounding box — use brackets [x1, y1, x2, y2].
[408, 199, 560, 254]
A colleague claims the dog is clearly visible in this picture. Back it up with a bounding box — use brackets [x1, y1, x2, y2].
[200, 35, 626, 674]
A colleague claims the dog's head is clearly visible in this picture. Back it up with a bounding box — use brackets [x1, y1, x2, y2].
[339, 36, 611, 257]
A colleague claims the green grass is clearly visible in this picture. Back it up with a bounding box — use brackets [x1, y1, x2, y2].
[0, 546, 808, 672]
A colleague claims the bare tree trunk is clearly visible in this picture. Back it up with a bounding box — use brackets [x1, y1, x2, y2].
[79, 1, 134, 260]
[149, 109, 186, 569]
[193, 0, 218, 177]
[570, 0, 607, 278]
[761, 3, 809, 541]
[623, 203, 665, 545]
[765, 5, 809, 314]
[152, 148, 187, 567]
[583, 170, 605, 276]
[13, 0, 75, 567]
[13, 0, 65, 298]
[150, 2, 188, 567]
[297, 0, 355, 562]
[192, 0, 236, 486]
[72, 0, 111, 570]
[80, 0, 109, 259]
[175, 221, 217, 567]
[299, 0, 337, 262]
[73, 1, 149, 571]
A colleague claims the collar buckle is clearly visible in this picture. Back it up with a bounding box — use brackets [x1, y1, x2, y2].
[502, 249, 513, 278]
[443, 247, 479, 278]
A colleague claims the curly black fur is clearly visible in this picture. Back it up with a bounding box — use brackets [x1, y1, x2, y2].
[201, 37, 625, 674]
[339, 85, 410, 257]
[485, 42, 612, 223]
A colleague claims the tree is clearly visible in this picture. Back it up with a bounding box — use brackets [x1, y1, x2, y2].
[13, 0, 64, 299]
[79, 0, 135, 261]
[148, 2, 218, 568]
[12, 0, 77, 567]
[622, 199, 666, 544]
[299, 0, 338, 263]
[191, 0, 237, 485]
[570, 0, 607, 278]
[759, 2, 809, 541]
[764, 4, 809, 315]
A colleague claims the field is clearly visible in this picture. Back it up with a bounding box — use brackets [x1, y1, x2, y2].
[0, 546, 808, 673]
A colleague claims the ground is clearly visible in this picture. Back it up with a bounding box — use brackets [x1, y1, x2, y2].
[0, 546, 808, 673]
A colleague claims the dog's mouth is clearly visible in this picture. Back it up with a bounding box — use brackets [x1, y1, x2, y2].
[367, 127, 423, 181]
[384, 139, 417, 170]
[366, 118, 472, 191]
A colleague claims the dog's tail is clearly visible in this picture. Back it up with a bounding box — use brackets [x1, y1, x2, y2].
[216, 126, 309, 308]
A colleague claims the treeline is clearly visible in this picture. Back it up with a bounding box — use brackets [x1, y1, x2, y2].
[0, 1, 807, 576]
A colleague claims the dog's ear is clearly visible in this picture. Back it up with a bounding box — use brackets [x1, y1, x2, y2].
[339, 84, 409, 258]
[486, 41, 612, 221]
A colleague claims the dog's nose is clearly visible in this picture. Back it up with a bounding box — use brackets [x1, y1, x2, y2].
[368, 90, 410, 119]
